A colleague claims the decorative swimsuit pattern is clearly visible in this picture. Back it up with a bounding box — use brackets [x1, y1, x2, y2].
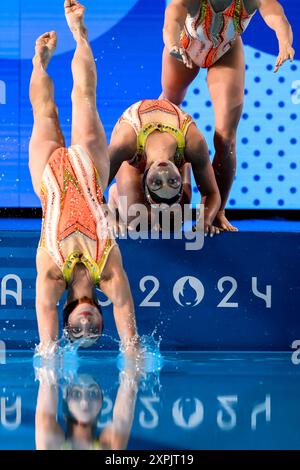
[119, 99, 194, 171]
[181, 0, 256, 68]
[38, 145, 114, 286]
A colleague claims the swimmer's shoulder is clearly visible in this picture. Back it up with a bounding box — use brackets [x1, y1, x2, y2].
[110, 119, 137, 155]
[36, 248, 66, 284]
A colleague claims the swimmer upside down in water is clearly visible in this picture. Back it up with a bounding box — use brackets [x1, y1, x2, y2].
[108, 99, 221, 236]
[161, 0, 295, 231]
[35, 369, 140, 450]
[29, 1, 138, 354]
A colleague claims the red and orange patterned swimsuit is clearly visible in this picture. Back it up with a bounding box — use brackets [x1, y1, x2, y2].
[119, 99, 194, 172]
[181, 0, 256, 68]
[38, 145, 114, 286]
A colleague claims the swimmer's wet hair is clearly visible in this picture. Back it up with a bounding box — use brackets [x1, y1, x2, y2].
[63, 381, 104, 434]
[63, 298, 104, 344]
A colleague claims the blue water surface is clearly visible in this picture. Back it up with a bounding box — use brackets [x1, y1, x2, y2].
[0, 351, 299, 450]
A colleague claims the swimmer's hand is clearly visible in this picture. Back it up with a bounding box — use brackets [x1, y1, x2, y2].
[192, 220, 221, 237]
[170, 45, 193, 69]
[104, 205, 127, 239]
[109, 219, 127, 238]
[204, 223, 220, 237]
[274, 42, 295, 73]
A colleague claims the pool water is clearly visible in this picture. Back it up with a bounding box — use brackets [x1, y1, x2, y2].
[0, 351, 299, 450]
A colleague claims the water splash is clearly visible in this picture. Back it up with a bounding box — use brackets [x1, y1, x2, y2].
[116, 333, 163, 395]
[99, 333, 120, 346]
[33, 343, 80, 386]
[117, 332, 163, 374]
[33, 335, 80, 372]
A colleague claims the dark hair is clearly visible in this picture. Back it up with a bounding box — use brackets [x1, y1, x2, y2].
[63, 298, 104, 342]
[63, 379, 104, 439]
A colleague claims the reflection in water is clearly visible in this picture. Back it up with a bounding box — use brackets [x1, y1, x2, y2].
[34, 367, 141, 450]
[33, 334, 163, 450]
[0, 352, 300, 449]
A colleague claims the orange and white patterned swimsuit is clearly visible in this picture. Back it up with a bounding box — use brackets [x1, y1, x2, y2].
[119, 99, 194, 172]
[181, 0, 256, 68]
[38, 145, 114, 287]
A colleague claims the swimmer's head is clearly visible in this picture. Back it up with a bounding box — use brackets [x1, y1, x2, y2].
[63, 296, 103, 348]
[64, 375, 103, 425]
[143, 161, 183, 206]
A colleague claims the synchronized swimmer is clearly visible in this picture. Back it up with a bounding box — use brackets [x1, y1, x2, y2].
[28, 0, 295, 352]
[29, 1, 138, 355]
[161, 0, 294, 230]
[108, 99, 220, 236]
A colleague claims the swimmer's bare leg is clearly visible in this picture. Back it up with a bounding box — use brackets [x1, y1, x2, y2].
[29, 32, 65, 193]
[160, 46, 200, 104]
[207, 39, 245, 232]
[65, 0, 109, 191]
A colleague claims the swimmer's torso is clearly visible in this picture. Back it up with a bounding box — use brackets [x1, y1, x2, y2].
[119, 99, 194, 171]
[38, 145, 114, 286]
[182, 0, 257, 68]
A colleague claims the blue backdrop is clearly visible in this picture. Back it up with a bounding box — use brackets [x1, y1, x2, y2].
[0, 0, 299, 209]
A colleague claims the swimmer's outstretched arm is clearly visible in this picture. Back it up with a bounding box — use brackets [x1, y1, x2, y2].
[99, 369, 139, 450]
[185, 126, 221, 234]
[100, 248, 138, 349]
[35, 269, 65, 350]
[108, 124, 137, 184]
[258, 0, 295, 72]
[35, 369, 64, 450]
[163, 0, 193, 68]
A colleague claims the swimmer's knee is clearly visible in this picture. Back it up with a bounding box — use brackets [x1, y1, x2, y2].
[33, 102, 58, 119]
[161, 87, 185, 106]
[214, 128, 237, 154]
[71, 83, 96, 104]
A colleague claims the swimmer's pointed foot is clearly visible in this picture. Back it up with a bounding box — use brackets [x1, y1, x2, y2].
[214, 211, 238, 232]
[64, 0, 87, 39]
[34, 31, 57, 70]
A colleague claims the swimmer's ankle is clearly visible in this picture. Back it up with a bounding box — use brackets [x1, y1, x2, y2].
[32, 56, 48, 72]
[72, 25, 88, 42]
